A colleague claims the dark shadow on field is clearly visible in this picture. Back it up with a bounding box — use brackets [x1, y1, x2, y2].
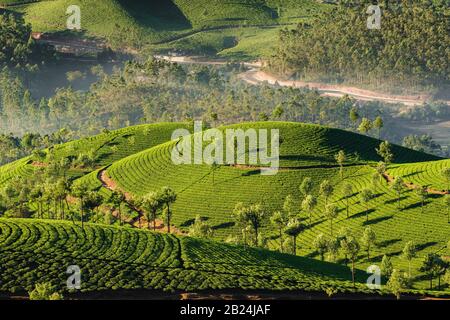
[117, 0, 192, 31]
[350, 208, 376, 220]
[279, 154, 333, 163]
[401, 171, 424, 178]
[372, 192, 385, 200]
[429, 193, 445, 199]
[416, 241, 438, 252]
[304, 218, 326, 230]
[242, 170, 261, 176]
[96, 152, 114, 162]
[180, 216, 210, 227]
[212, 221, 235, 230]
[338, 192, 359, 201]
[384, 196, 408, 205]
[363, 215, 393, 226]
[378, 238, 402, 248]
[401, 201, 431, 211]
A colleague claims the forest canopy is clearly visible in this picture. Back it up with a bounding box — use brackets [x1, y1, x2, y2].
[269, 0, 450, 91]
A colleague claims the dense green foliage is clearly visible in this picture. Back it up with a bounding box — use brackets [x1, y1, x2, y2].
[269, 1, 450, 92]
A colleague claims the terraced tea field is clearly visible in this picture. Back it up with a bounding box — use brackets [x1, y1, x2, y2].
[1, 121, 449, 296]
[0, 218, 374, 295]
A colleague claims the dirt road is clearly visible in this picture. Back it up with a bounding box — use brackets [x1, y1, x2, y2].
[158, 55, 449, 107]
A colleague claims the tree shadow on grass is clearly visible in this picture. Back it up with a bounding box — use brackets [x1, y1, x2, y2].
[212, 221, 235, 230]
[416, 241, 438, 253]
[384, 196, 408, 205]
[304, 218, 326, 231]
[401, 201, 431, 211]
[349, 208, 376, 220]
[363, 215, 393, 226]
[378, 238, 402, 248]
[180, 216, 210, 227]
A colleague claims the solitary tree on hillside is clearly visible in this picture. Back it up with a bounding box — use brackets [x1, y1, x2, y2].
[109, 191, 126, 226]
[415, 186, 428, 214]
[313, 233, 329, 261]
[376, 141, 394, 164]
[349, 107, 359, 129]
[334, 150, 346, 180]
[299, 177, 313, 200]
[373, 116, 384, 140]
[402, 241, 417, 278]
[283, 194, 296, 218]
[420, 253, 439, 290]
[340, 236, 360, 289]
[270, 210, 288, 253]
[325, 203, 339, 236]
[376, 161, 387, 183]
[381, 255, 393, 279]
[360, 227, 376, 261]
[442, 167, 450, 192]
[142, 191, 162, 230]
[284, 218, 303, 255]
[342, 182, 353, 218]
[71, 183, 89, 229]
[302, 194, 317, 226]
[358, 117, 372, 135]
[160, 186, 177, 233]
[319, 180, 334, 207]
[391, 177, 405, 209]
[359, 188, 374, 222]
[387, 269, 407, 300]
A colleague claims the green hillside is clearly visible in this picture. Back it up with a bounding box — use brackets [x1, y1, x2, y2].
[98, 122, 448, 290]
[1, 0, 329, 58]
[1, 121, 449, 295]
[387, 159, 450, 192]
[0, 122, 191, 185]
[0, 218, 374, 295]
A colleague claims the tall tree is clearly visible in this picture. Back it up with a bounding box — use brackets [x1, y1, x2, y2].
[359, 188, 374, 222]
[334, 150, 346, 180]
[142, 191, 162, 231]
[284, 218, 303, 255]
[376, 141, 394, 164]
[360, 227, 376, 261]
[340, 236, 360, 289]
[391, 177, 405, 209]
[402, 241, 417, 278]
[342, 182, 353, 218]
[319, 180, 334, 207]
[299, 177, 313, 200]
[301, 194, 317, 226]
[325, 203, 339, 236]
[160, 186, 177, 233]
[270, 210, 288, 253]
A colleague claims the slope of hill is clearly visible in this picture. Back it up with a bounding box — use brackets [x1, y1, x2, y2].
[0, 218, 374, 296]
[98, 122, 449, 290]
[2, 0, 329, 58]
[1, 121, 449, 293]
[387, 159, 450, 192]
[0, 122, 191, 185]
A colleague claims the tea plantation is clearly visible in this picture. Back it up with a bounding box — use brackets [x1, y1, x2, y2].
[0, 218, 374, 295]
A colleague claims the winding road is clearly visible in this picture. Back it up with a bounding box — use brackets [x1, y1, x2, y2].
[157, 55, 449, 107]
